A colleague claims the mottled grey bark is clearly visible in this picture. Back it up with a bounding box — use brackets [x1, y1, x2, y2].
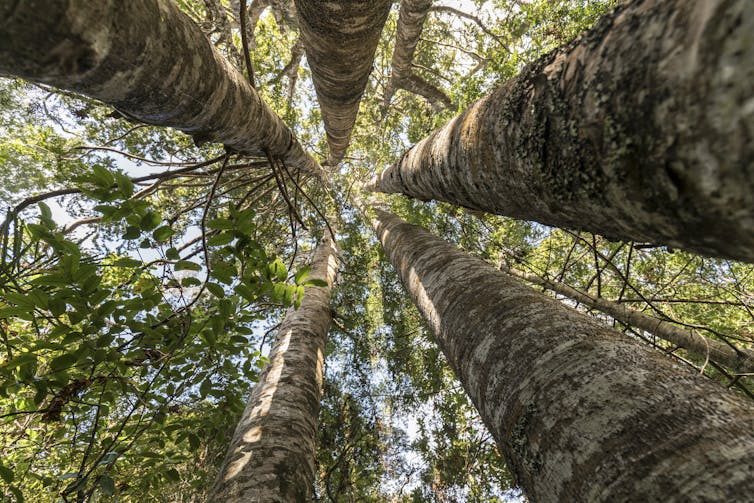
[209, 237, 339, 501]
[504, 266, 754, 374]
[368, 206, 754, 502]
[0, 0, 323, 178]
[383, 0, 451, 111]
[367, 0, 754, 262]
[293, 0, 392, 165]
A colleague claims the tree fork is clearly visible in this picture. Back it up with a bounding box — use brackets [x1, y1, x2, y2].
[209, 237, 339, 501]
[383, 0, 453, 112]
[0, 0, 323, 178]
[367, 205, 754, 502]
[367, 0, 754, 262]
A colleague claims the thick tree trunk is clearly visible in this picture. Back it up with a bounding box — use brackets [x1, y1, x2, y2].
[504, 266, 754, 374]
[367, 206, 754, 502]
[208, 237, 339, 501]
[293, 0, 391, 165]
[366, 0, 754, 263]
[0, 0, 322, 177]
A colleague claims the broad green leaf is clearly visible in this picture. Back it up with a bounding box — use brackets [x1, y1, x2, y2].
[206, 218, 234, 230]
[206, 282, 225, 298]
[115, 171, 134, 198]
[268, 258, 287, 281]
[304, 278, 328, 287]
[207, 232, 233, 247]
[0, 462, 14, 483]
[175, 260, 202, 271]
[294, 265, 311, 284]
[294, 285, 305, 309]
[181, 276, 202, 287]
[165, 247, 180, 260]
[152, 225, 175, 242]
[99, 475, 115, 496]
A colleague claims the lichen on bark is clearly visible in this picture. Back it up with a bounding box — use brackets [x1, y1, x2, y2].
[368, 206, 754, 502]
[0, 0, 323, 178]
[367, 0, 754, 263]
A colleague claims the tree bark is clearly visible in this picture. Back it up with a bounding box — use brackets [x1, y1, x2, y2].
[504, 265, 754, 374]
[366, 0, 754, 263]
[367, 206, 754, 502]
[208, 237, 339, 501]
[293, 0, 392, 165]
[0, 0, 323, 178]
[382, 0, 452, 112]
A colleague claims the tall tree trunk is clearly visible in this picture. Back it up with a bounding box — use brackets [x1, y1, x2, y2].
[366, 0, 754, 263]
[503, 265, 754, 374]
[209, 237, 339, 501]
[293, 0, 391, 165]
[366, 205, 754, 502]
[382, 0, 450, 111]
[0, 0, 322, 178]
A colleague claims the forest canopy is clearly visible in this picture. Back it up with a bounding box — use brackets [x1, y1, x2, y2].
[1, 0, 753, 501]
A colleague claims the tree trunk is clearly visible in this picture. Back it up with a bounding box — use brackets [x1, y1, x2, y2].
[367, 205, 754, 502]
[0, 0, 322, 178]
[366, 0, 754, 263]
[293, 0, 391, 165]
[504, 265, 754, 374]
[208, 237, 338, 501]
[383, 0, 451, 111]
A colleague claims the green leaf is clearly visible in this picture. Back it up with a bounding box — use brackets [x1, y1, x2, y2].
[112, 257, 142, 268]
[271, 283, 286, 303]
[140, 211, 161, 231]
[49, 353, 77, 371]
[234, 284, 256, 302]
[92, 164, 115, 187]
[294, 265, 311, 284]
[304, 278, 328, 287]
[123, 226, 141, 240]
[199, 379, 211, 398]
[165, 247, 180, 260]
[206, 218, 234, 230]
[175, 260, 202, 271]
[0, 462, 14, 483]
[181, 277, 202, 287]
[283, 284, 295, 306]
[99, 475, 115, 496]
[207, 232, 233, 247]
[268, 258, 288, 281]
[206, 282, 225, 298]
[38, 201, 52, 219]
[211, 261, 236, 284]
[115, 171, 134, 198]
[294, 285, 305, 309]
[97, 452, 119, 466]
[152, 225, 175, 242]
